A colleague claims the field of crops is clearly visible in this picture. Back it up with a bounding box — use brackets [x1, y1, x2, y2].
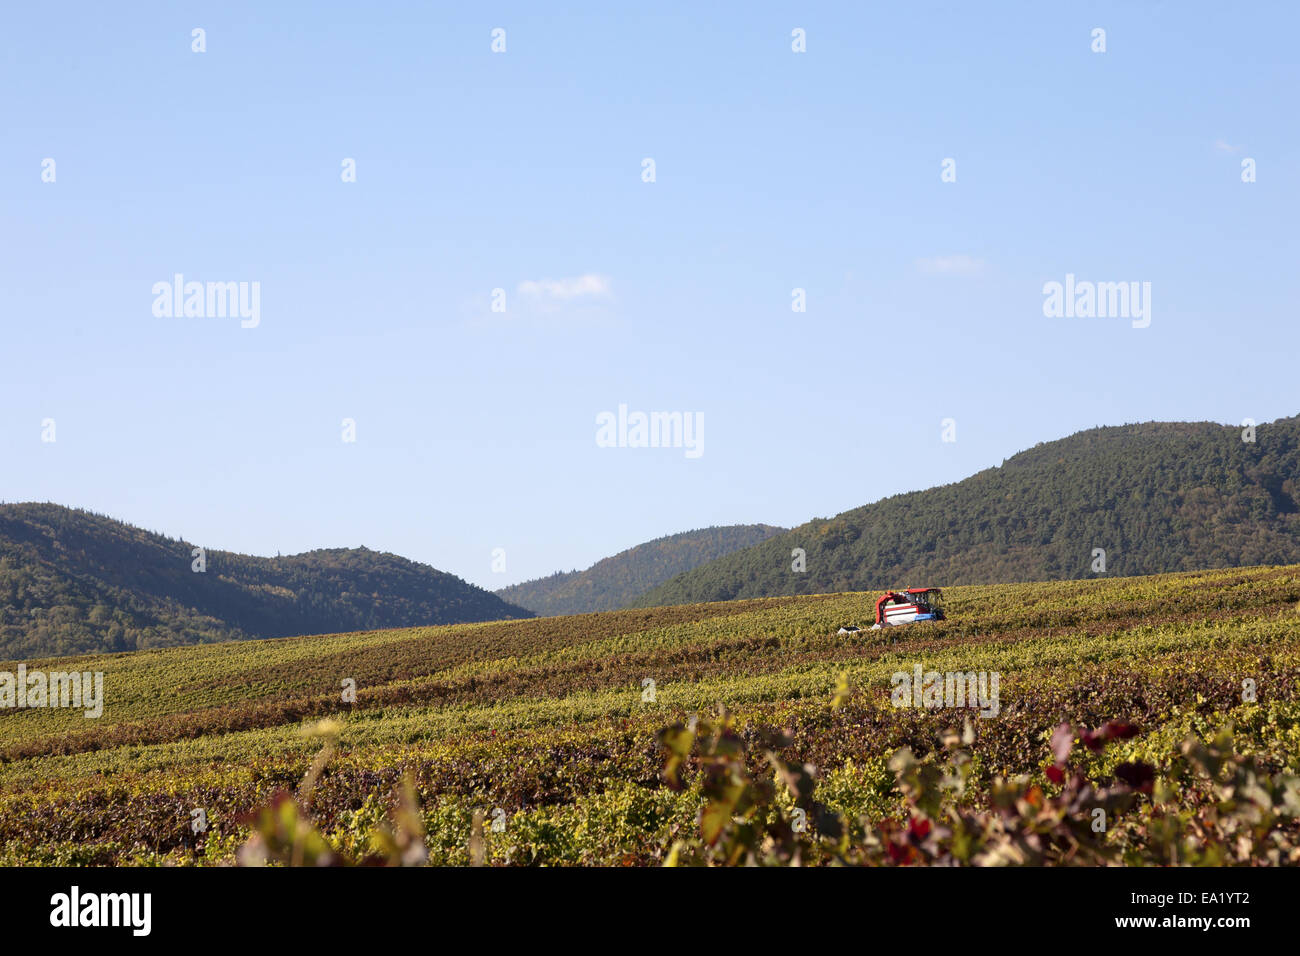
[1, 566, 1298, 866]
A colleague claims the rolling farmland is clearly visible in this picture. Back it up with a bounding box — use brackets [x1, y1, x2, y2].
[2, 565, 1298, 866]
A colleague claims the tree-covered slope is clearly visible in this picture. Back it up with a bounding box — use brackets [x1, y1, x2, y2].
[496, 524, 786, 615]
[0, 503, 532, 660]
[635, 417, 1300, 606]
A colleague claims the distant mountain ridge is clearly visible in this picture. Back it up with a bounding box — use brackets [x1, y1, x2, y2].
[495, 524, 786, 616]
[0, 503, 531, 660]
[635, 417, 1300, 606]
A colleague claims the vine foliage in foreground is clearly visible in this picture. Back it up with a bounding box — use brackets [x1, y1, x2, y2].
[232, 708, 1300, 867]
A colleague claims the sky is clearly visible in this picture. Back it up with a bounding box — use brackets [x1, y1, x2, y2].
[2, 1, 1297, 589]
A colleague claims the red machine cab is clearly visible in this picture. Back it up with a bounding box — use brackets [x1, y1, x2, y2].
[871, 588, 945, 628]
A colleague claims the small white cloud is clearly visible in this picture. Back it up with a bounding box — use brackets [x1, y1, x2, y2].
[517, 274, 612, 302]
[915, 255, 985, 277]
[1214, 139, 1244, 153]
[466, 273, 615, 328]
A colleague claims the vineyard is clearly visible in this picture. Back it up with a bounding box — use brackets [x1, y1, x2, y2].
[1, 565, 1298, 865]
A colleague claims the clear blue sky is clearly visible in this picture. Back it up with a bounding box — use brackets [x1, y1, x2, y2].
[3, 1, 1297, 589]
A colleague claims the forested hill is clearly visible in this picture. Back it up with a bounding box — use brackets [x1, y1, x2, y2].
[635, 417, 1300, 606]
[0, 504, 532, 660]
[495, 524, 786, 616]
